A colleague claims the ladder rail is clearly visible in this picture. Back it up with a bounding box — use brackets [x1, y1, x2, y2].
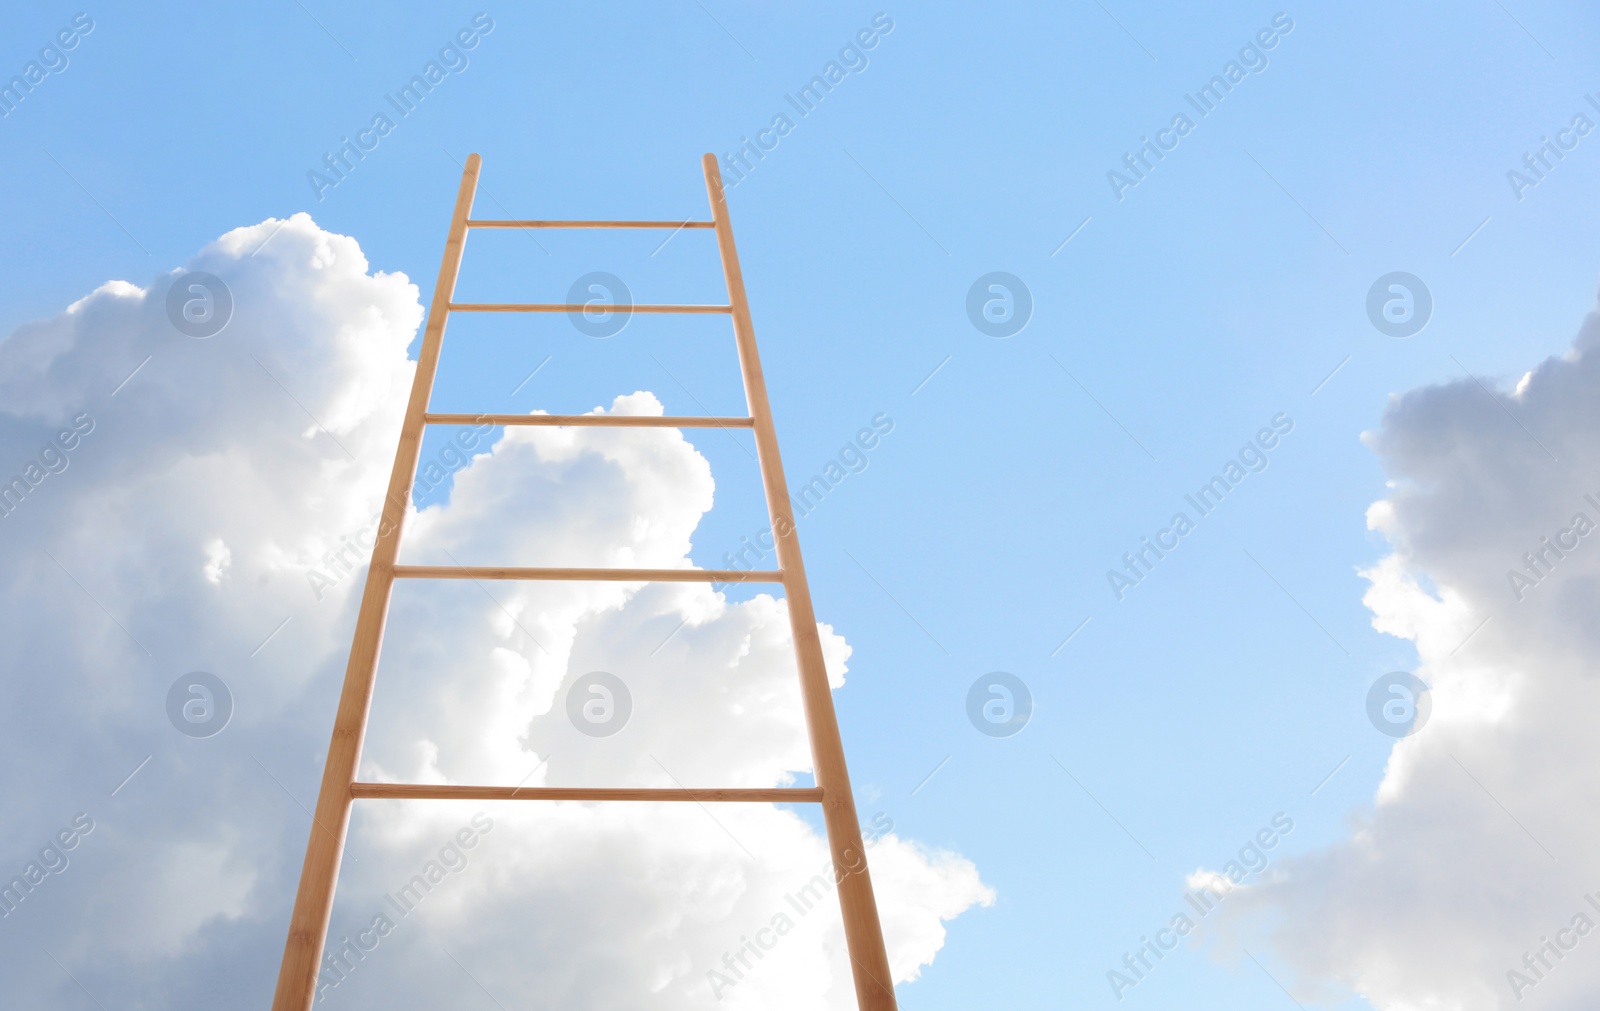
[269, 155, 483, 1011]
[700, 154, 899, 1010]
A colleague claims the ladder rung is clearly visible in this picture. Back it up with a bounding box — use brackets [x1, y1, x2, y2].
[466, 219, 716, 229]
[448, 303, 731, 314]
[424, 413, 755, 429]
[392, 565, 782, 583]
[351, 784, 823, 803]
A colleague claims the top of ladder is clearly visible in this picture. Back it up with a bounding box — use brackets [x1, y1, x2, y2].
[270, 153, 901, 1011]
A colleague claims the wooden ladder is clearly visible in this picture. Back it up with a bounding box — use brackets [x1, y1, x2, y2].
[270, 154, 898, 1010]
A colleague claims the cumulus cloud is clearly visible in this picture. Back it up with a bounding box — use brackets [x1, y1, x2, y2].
[1211, 291, 1600, 1010]
[0, 215, 990, 1008]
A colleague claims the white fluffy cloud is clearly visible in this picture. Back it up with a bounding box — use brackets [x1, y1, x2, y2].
[0, 215, 990, 1008]
[1212, 293, 1600, 1010]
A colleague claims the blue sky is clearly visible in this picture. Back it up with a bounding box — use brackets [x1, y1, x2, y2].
[4, 2, 1600, 1009]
